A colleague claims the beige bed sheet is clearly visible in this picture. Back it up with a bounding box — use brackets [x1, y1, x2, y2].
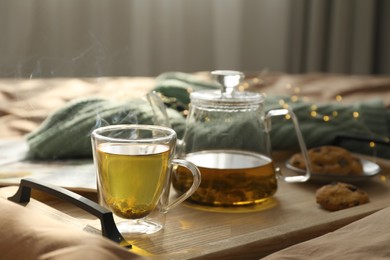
[0, 72, 389, 139]
[0, 194, 143, 260]
[0, 77, 155, 137]
[263, 205, 390, 259]
[0, 73, 389, 259]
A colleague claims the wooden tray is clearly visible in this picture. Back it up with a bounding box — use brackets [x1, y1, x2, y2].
[1, 154, 390, 259]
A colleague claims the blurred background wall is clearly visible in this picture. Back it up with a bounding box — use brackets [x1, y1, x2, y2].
[0, 0, 389, 78]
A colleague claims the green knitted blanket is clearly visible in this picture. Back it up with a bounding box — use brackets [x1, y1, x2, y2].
[26, 72, 390, 159]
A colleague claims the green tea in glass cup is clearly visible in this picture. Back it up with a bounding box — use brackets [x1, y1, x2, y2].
[91, 124, 201, 235]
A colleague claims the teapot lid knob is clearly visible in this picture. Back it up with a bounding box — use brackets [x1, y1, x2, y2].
[211, 70, 244, 97]
[190, 70, 263, 105]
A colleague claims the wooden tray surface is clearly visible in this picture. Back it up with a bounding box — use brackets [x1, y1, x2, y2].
[1, 153, 389, 259]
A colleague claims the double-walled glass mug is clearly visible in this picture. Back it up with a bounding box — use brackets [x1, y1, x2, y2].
[91, 124, 201, 235]
[172, 70, 311, 207]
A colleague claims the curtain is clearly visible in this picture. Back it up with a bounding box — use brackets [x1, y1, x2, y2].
[0, 0, 388, 78]
[288, 0, 390, 75]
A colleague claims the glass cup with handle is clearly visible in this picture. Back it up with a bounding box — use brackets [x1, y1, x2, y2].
[91, 124, 201, 235]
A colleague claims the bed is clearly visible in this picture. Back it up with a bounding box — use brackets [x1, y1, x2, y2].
[0, 71, 389, 259]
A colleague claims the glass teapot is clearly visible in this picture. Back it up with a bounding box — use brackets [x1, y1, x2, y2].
[153, 70, 311, 207]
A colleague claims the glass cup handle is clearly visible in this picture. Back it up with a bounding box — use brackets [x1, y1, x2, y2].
[163, 159, 201, 211]
[266, 108, 311, 182]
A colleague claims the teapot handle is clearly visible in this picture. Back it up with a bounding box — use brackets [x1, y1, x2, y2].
[265, 108, 311, 182]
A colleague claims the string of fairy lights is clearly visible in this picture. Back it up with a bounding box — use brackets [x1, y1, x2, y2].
[158, 74, 389, 160]
[241, 75, 390, 155]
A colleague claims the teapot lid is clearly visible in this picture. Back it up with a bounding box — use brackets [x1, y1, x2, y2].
[190, 70, 264, 106]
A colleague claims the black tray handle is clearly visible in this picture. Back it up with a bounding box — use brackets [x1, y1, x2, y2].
[8, 178, 131, 248]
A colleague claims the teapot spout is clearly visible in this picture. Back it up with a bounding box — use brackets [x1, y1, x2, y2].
[146, 91, 171, 128]
[146, 91, 187, 157]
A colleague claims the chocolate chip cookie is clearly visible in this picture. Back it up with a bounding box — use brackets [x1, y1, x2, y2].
[315, 182, 369, 211]
[289, 146, 363, 175]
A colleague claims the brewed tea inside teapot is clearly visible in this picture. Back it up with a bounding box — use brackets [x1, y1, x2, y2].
[171, 70, 311, 207]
